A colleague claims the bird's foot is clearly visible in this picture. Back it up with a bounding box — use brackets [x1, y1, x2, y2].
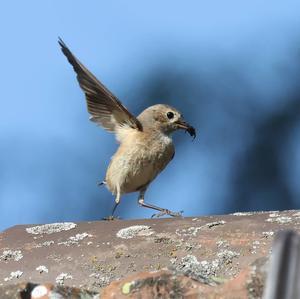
[151, 209, 184, 218]
[102, 215, 120, 221]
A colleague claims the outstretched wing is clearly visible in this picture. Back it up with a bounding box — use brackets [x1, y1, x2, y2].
[58, 38, 142, 133]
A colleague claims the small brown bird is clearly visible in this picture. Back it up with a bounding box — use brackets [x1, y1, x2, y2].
[59, 38, 196, 218]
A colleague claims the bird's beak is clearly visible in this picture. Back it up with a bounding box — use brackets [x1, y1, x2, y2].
[175, 119, 196, 139]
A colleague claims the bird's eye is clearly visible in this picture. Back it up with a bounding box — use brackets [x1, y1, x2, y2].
[167, 111, 174, 119]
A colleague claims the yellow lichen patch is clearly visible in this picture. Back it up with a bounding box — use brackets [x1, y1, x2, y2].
[122, 281, 134, 295]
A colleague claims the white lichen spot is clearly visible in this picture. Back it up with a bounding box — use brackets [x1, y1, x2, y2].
[251, 240, 261, 253]
[58, 232, 92, 246]
[4, 270, 23, 281]
[200, 259, 220, 276]
[176, 226, 202, 237]
[69, 232, 91, 241]
[174, 255, 218, 281]
[11, 271, 23, 279]
[26, 222, 77, 235]
[292, 211, 300, 218]
[269, 211, 280, 215]
[217, 249, 240, 261]
[31, 285, 48, 298]
[0, 250, 23, 262]
[266, 216, 292, 224]
[216, 240, 229, 248]
[262, 231, 274, 237]
[206, 221, 226, 228]
[36, 241, 55, 248]
[268, 213, 279, 218]
[176, 221, 226, 237]
[89, 273, 110, 287]
[174, 249, 239, 282]
[116, 225, 154, 239]
[232, 212, 253, 216]
[176, 255, 202, 272]
[55, 273, 73, 285]
[36, 265, 49, 274]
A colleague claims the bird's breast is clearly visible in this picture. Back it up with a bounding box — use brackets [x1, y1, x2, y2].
[105, 131, 175, 194]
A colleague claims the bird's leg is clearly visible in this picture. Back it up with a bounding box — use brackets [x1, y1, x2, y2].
[137, 188, 183, 218]
[103, 185, 121, 221]
[112, 199, 120, 216]
[111, 186, 121, 216]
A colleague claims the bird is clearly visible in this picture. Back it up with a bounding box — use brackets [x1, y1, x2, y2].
[58, 38, 196, 218]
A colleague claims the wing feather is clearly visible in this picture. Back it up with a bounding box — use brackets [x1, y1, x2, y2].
[58, 38, 142, 132]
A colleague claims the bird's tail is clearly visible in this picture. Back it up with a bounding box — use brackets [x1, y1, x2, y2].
[97, 180, 106, 187]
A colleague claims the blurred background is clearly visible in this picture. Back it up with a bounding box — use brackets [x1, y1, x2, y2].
[1, 1, 300, 231]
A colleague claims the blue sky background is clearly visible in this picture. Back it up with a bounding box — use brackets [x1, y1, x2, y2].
[1, 1, 300, 230]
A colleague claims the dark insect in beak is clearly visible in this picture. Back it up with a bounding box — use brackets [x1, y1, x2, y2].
[176, 120, 196, 140]
[186, 126, 196, 140]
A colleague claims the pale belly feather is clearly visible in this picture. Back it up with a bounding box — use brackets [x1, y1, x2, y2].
[105, 131, 174, 194]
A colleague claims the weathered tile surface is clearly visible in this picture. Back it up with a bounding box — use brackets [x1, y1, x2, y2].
[0, 210, 300, 298]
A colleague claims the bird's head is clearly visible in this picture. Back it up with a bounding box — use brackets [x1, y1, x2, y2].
[138, 104, 196, 139]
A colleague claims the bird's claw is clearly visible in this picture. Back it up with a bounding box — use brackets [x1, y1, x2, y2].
[151, 210, 184, 218]
[102, 215, 120, 221]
